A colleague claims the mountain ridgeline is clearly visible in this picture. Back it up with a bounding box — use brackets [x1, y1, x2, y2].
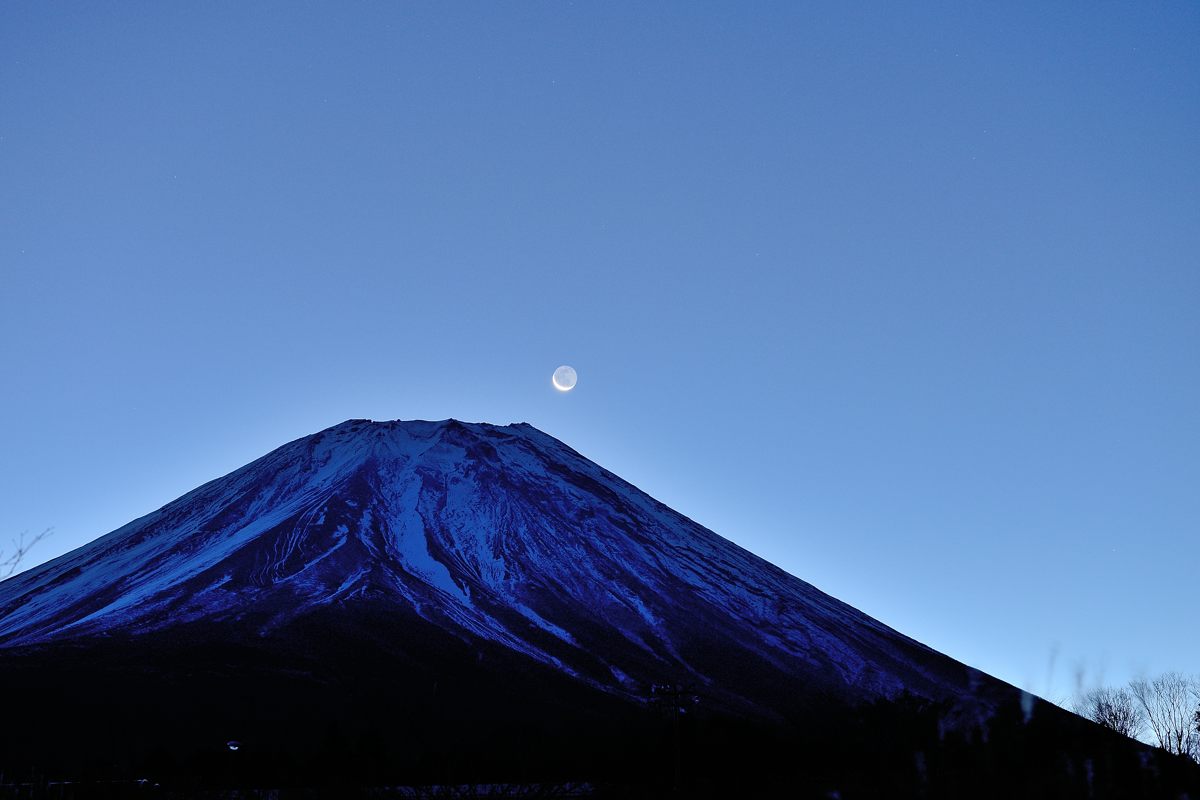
[0, 419, 1194, 796]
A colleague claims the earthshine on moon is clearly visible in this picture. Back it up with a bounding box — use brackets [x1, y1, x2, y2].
[552, 365, 578, 392]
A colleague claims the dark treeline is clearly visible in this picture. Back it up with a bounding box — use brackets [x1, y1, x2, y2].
[3, 655, 1200, 799]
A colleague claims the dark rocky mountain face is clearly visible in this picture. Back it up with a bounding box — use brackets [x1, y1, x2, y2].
[3, 419, 1192, 795]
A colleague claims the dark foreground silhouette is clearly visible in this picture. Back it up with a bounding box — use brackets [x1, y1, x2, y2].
[2, 615, 1197, 799]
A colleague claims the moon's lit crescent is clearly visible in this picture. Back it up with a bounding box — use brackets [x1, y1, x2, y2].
[552, 365, 577, 392]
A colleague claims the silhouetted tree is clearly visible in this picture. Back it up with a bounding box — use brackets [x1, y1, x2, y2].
[0, 528, 50, 579]
[1075, 686, 1144, 739]
[1194, 684, 1200, 747]
[1130, 673, 1200, 760]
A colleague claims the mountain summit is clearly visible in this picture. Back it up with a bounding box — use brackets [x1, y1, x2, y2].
[0, 419, 983, 711]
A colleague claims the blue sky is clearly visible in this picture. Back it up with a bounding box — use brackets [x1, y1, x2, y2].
[2, 2, 1197, 701]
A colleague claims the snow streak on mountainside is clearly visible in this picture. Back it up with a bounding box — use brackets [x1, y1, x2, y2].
[0, 419, 989, 711]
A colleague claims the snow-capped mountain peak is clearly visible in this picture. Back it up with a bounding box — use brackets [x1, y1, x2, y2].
[0, 418, 989, 714]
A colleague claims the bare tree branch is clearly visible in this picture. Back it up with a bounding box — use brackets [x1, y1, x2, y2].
[1074, 686, 1145, 739]
[0, 528, 52, 579]
[1129, 673, 1200, 760]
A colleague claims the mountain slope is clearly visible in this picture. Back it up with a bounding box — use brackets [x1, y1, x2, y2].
[0, 419, 991, 717]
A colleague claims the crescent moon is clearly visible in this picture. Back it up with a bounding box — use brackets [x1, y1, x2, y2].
[552, 365, 577, 392]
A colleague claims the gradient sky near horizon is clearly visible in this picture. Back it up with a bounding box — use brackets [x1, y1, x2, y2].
[2, 2, 1197, 701]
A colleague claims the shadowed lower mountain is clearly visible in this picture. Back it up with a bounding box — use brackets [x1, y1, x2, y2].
[0, 420, 1195, 796]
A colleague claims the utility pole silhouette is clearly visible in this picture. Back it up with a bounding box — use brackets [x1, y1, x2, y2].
[650, 683, 700, 794]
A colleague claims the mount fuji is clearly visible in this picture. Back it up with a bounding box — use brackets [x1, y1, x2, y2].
[2, 418, 1108, 792]
[0, 420, 989, 705]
